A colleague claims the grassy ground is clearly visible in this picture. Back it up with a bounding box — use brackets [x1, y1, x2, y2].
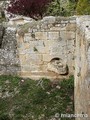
[0, 75, 74, 120]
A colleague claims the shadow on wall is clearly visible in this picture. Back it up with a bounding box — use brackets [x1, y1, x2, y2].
[0, 24, 5, 48]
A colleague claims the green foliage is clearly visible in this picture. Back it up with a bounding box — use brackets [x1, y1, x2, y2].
[0, 75, 74, 120]
[46, 0, 90, 16]
[46, 0, 68, 16]
[46, 0, 79, 16]
[46, 0, 60, 16]
[66, 1, 77, 16]
[76, 0, 90, 15]
[0, 114, 11, 120]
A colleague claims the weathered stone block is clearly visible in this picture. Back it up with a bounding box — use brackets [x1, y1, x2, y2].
[23, 43, 30, 49]
[42, 16, 56, 24]
[24, 34, 31, 42]
[61, 20, 69, 24]
[47, 58, 68, 75]
[43, 54, 53, 62]
[26, 53, 43, 65]
[47, 32, 60, 40]
[66, 23, 76, 31]
[19, 54, 27, 65]
[60, 31, 75, 40]
[35, 32, 47, 40]
[50, 24, 66, 31]
[21, 64, 42, 72]
[24, 33, 35, 42]
[29, 41, 47, 53]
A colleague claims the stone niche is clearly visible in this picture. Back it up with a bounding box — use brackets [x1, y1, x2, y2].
[47, 58, 68, 75]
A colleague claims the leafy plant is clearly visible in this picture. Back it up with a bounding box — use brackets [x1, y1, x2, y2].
[0, 114, 11, 120]
[76, 0, 90, 15]
[46, 0, 78, 16]
[7, 0, 52, 20]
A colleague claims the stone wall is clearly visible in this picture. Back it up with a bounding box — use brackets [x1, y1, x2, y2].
[0, 25, 20, 75]
[0, 16, 76, 79]
[16, 16, 76, 79]
[75, 16, 90, 120]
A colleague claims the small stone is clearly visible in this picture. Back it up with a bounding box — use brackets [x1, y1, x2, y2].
[47, 59, 68, 75]
[5, 80, 10, 84]
[56, 85, 61, 89]
[21, 79, 24, 82]
[46, 92, 50, 95]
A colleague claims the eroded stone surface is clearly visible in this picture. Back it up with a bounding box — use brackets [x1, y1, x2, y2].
[0, 26, 20, 75]
[47, 58, 68, 75]
[0, 16, 76, 78]
[75, 16, 90, 120]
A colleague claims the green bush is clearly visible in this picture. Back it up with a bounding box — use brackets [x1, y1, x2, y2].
[76, 0, 90, 15]
[46, 0, 78, 16]
[0, 114, 11, 120]
[46, 0, 68, 16]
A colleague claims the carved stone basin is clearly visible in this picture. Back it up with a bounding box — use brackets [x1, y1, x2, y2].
[47, 58, 68, 75]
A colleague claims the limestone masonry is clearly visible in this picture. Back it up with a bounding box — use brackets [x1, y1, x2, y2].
[0, 16, 76, 79]
[0, 15, 90, 120]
